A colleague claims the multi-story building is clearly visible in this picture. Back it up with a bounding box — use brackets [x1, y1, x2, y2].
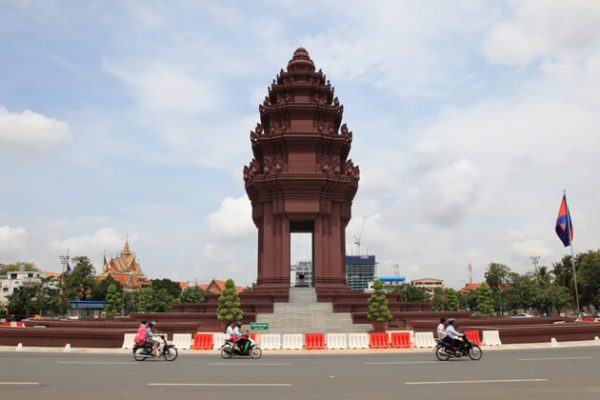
[290, 261, 313, 287]
[345, 255, 376, 292]
[0, 269, 46, 305]
[410, 277, 444, 296]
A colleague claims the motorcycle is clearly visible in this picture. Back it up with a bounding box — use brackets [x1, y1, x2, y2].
[435, 336, 482, 361]
[133, 334, 178, 361]
[220, 335, 262, 359]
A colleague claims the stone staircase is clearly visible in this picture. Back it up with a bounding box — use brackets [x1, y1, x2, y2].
[255, 287, 371, 334]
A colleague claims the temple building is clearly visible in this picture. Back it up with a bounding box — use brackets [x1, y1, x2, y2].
[100, 240, 150, 290]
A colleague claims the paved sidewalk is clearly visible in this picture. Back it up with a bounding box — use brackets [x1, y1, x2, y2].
[1, 339, 599, 355]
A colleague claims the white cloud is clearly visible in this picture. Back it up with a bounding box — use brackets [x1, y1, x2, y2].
[0, 225, 27, 258]
[0, 105, 70, 151]
[50, 228, 132, 269]
[484, 0, 600, 65]
[104, 62, 220, 114]
[197, 196, 256, 284]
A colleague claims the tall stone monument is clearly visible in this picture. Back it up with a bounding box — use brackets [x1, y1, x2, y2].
[244, 48, 359, 298]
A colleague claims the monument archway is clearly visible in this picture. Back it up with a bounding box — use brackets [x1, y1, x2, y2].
[244, 48, 360, 297]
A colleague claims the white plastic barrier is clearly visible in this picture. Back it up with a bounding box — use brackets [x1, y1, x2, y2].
[121, 333, 136, 349]
[482, 330, 502, 346]
[282, 334, 303, 350]
[348, 333, 369, 349]
[172, 333, 192, 350]
[213, 333, 225, 350]
[260, 334, 282, 350]
[326, 333, 348, 350]
[414, 331, 436, 348]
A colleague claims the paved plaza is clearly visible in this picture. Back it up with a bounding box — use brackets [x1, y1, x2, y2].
[1, 346, 599, 400]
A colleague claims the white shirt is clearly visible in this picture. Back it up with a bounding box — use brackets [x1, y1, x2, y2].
[436, 323, 447, 339]
[445, 324, 462, 339]
[225, 326, 242, 341]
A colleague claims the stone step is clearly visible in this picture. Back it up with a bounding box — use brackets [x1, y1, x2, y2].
[255, 287, 371, 334]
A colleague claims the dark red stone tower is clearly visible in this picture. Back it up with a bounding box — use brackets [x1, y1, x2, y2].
[244, 48, 359, 297]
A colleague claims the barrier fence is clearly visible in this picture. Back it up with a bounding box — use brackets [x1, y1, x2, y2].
[128, 330, 508, 351]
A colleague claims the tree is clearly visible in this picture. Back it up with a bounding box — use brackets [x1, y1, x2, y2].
[62, 256, 96, 300]
[104, 284, 122, 318]
[446, 288, 459, 311]
[91, 276, 122, 301]
[505, 273, 544, 314]
[485, 262, 510, 313]
[546, 283, 570, 315]
[7, 286, 39, 317]
[533, 266, 553, 286]
[431, 288, 447, 311]
[576, 250, 600, 309]
[151, 279, 182, 299]
[123, 291, 139, 315]
[216, 279, 243, 321]
[137, 288, 155, 312]
[393, 284, 429, 302]
[474, 282, 495, 317]
[367, 279, 393, 323]
[137, 288, 176, 312]
[553, 255, 576, 297]
[485, 263, 511, 291]
[0, 262, 38, 277]
[179, 286, 205, 303]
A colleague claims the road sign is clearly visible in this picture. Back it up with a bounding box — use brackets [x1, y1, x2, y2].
[250, 322, 269, 330]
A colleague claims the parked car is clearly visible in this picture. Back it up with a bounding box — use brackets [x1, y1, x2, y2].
[510, 313, 534, 318]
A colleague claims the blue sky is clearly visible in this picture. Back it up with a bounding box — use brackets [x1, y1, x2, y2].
[1, 0, 600, 288]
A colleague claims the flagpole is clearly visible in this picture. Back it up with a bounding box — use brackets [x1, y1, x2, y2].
[564, 191, 581, 319]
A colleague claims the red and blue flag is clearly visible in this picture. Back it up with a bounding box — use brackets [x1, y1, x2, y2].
[555, 194, 573, 247]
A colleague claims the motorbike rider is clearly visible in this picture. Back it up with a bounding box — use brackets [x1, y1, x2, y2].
[436, 317, 453, 347]
[224, 321, 241, 351]
[134, 319, 147, 346]
[445, 318, 465, 353]
[233, 322, 248, 353]
[145, 321, 160, 357]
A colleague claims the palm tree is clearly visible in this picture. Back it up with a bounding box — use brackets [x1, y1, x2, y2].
[533, 266, 553, 286]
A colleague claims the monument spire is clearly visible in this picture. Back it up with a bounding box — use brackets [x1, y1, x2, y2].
[244, 48, 360, 297]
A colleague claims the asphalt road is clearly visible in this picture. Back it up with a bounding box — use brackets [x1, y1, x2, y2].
[1, 347, 599, 400]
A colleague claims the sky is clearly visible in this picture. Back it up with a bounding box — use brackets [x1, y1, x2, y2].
[1, 0, 599, 289]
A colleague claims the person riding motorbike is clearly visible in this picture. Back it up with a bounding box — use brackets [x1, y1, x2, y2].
[134, 319, 147, 346]
[224, 321, 242, 351]
[145, 321, 160, 356]
[445, 319, 465, 353]
[436, 317, 453, 347]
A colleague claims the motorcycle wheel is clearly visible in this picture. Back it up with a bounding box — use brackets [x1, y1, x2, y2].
[468, 345, 482, 361]
[133, 347, 146, 361]
[435, 346, 451, 361]
[220, 347, 233, 359]
[250, 347, 262, 359]
[163, 347, 178, 361]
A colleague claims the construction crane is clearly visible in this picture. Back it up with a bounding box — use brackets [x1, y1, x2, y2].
[353, 218, 366, 256]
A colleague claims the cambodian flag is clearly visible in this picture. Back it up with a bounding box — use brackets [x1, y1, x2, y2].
[555, 194, 573, 247]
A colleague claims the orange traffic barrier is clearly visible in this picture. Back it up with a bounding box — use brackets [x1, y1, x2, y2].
[250, 333, 256, 340]
[304, 333, 325, 350]
[369, 332, 390, 349]
[192, 333, 214, 350]
[390, 332, 411, 348]
[582, 317, 595, 322]
[465, 330, 481, 346]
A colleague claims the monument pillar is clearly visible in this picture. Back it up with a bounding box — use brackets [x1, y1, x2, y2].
[244, 48, 360, 298]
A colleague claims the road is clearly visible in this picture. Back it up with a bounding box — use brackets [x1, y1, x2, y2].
[1, 347, 599, 400]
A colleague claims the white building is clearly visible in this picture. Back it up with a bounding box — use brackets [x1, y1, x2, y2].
[0, 268, 59, 305]
[410, 277, 444, 296]
[290, 261, 313, 287]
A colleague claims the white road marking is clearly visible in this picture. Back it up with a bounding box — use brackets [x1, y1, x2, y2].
[518, 357, 592, 361]
[0, 382, 40, 385]
[208, 363, 291, 366]
[365, 361, 439, 365]
[57, 361, 138, 365]
[147, 383, 291, 387]
[406, 379, 548, 385]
